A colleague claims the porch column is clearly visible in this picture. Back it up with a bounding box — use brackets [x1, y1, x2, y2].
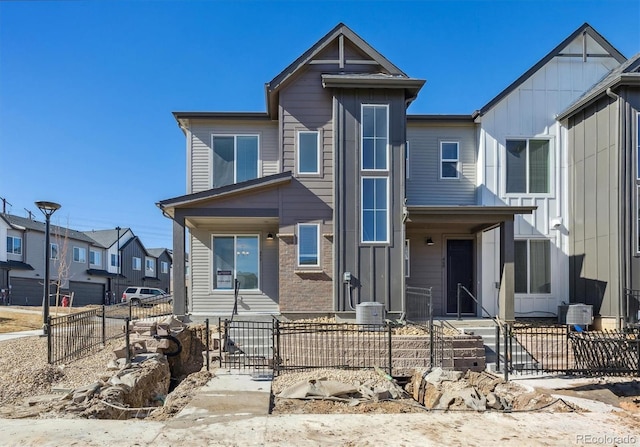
[172, 215, 186, 317]
[499, 219, 515, 322]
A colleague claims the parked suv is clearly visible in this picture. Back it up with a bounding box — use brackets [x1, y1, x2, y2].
[121, 287, 172, 306]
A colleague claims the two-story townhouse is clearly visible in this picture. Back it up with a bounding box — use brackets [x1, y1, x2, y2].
[147, 248, 172, 293]
[475, 23, 625, 320]
[159, 23, 543, 321]
[0, 214, 34, 300]
[558, 52, 640, 328]
[84, 228, 133, 301]
[1, 214, 110, 306]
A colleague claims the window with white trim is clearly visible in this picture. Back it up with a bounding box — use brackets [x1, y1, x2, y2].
[73, 247, 86, 264]
[111, 253, 120, 267]
[90, 249, 101, 266]
[404, 239, 410, 277]
[440, 141, 459, 179]
[132, 257, 141, 270]
[212, 135, 259, 188]
[362, 177, 389, 243]
[298, 131, 320, 175]
[161, 261, 169, 274]
[298, 224, 320, 267]
[50, 243, 59, 260]
[361, 105, 388, 170]
[6, 236, 21, 255]
[212, 235, 259, 290]
[145, 258, 155, 273]
[514, 240, 551, 294]
[506, 139, 550, 194]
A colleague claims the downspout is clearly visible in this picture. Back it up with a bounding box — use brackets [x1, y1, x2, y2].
[606, 87, 624, 329]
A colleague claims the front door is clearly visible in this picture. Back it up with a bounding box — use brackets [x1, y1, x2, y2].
[446, 239, 475, 314]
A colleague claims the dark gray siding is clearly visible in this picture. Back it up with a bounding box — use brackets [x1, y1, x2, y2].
[117, 238, 148, 298]
[406, 121, 478, 205]
[333, 88, 406, 312]
[568, 94, 620, 317]
[157, 251, 172, 293]
[623, 88, 640, 292]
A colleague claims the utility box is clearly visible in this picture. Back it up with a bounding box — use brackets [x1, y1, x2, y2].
[356, 302, 385, 326]
[559, 304, 593, 326]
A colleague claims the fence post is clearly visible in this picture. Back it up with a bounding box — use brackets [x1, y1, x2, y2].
[636, 339, 640, 377]
[101, 305, 106, 345]
[125, 317, 131, 365]
[495, 323, 500, 372]
[503, 323, 509, 381]
[128, 300, 132, 322]
[274, 318, 280, 375]
[457, 283, 462, 320]
[218, 318, 223, 369]
[388, 323, 393, 376]
[205, 318, 210, 372]
[47, 315, 52, 364]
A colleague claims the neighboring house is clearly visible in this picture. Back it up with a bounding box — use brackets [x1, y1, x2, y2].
[158, 23, 631, 324]
[1, 213, 109, 306]
[558, 52, 640, 328]
[147, 248, 172, 293]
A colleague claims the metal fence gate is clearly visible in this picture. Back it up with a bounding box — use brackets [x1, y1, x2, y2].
[218, 319, 275, 371]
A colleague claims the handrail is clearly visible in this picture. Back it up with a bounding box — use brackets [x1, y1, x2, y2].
[457, 283, 502, 328]
[231, 279, 240, 322]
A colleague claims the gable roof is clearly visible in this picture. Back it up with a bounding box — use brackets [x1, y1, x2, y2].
[1, 213, 99, 245]
[84, 228, 132, 249]
[476, 23, 626, 117]
[120, 235, 150, 257]
[265, 23, 420, 119]
[557, 52, 640, 121]
[147, 248, 172, 260]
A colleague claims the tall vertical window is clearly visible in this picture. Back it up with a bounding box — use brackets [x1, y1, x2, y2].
[361, 105, 388, 170]
[90, 250, 101, 266]
[440, 141, 459, 179]
[73, 247, 86, 263]
[213, 235, 259, 290]
[362, 177, 388, 242]
[132, 257, 141, 270]
[514, 240, 551, 294]
[212, 135, 259, 188]
[161, 261, 169, 274]
[6, 236, 21, 255]
[404, 239, 410, 277]
[506, 139, 550, 193]
[298, 224, 320, 266]
[298, 131, 320, 174]
[50, 243, 59, 260]
[111, 254, 120, 267]
[145, 258, 155, 273]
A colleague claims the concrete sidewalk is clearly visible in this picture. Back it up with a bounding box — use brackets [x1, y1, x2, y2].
[0, 329, 42, 342]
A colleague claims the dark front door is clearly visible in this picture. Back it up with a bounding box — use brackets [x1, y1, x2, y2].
[446, 239, 475, 314]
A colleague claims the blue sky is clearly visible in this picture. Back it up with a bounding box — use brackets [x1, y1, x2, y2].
[1, 0, 638, 249]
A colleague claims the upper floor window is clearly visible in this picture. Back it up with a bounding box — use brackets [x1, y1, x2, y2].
[506, 139, 550, 194]
[146, 258, 155, 272]
[161, 261, 169, 274]
[361, 177, 389, 243]
[90, 249, 101, 266]
[514, 239, 551, 294]
[132, 257, 141, 271]
[212, 235, 259, 290]
[298, 131, 320, 175]
[298, 224, 320, 267]
[6, 236, 21, 255]
[212, 135, 259, 188]
[440, 141, 459, 179]
[50, 243, 59, 260]
[361, 105, 388, 170]
[111, 253, 120, 268]
[73, 247, 86, 264]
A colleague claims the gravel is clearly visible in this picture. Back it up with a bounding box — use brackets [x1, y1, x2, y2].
[0, 336, 122, 407]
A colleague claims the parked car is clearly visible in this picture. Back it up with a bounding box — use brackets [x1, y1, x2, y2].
[121, 287, 172, 306]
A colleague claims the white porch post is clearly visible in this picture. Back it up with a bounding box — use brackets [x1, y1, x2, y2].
[499, 219, 515, 322]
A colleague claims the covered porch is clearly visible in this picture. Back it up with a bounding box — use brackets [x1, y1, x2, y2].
[404, 205, 536, 321]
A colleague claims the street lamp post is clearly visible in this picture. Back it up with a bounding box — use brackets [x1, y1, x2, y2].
[116, 226, 121, 303]
[35, 201, 61, 336]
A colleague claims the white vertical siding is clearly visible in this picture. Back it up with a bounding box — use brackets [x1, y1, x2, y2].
[479, 42, 620, 316]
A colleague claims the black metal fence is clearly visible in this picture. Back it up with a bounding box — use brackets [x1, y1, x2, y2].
[507, 323, 640, 376]
[218, 319, 274, 371]
[624, 288, 640, 327]
[47, 298, 173, 364]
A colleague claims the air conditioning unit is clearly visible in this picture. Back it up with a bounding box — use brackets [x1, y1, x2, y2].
[563, 304, 593, 326]
[356, 302, 385, 326]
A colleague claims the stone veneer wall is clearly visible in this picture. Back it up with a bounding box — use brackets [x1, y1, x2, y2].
[278, 235, 333, 312]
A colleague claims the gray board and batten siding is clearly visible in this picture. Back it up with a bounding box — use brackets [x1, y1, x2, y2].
[333, 88, 407, 313]
[406, 117, 477, 206]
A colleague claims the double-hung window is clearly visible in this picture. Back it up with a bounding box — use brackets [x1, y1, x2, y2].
[73, 247, 86, 264]
[132, 257, 141, 271]
[212, 135, 259, 188]
[506, 139, 551, 194]
[298, 224, 320, 267]
[6, 236, 21, 255]
[111, 254, 120, 268]
[514, 239, 551, 294]
[361, 104, 389, 243]
[145, 258, 155, 273]
[440, 141, 459, 179]
[213, 235, 259, 290]
[298, 131, 320, 175]
[161, 261, 169, 274]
